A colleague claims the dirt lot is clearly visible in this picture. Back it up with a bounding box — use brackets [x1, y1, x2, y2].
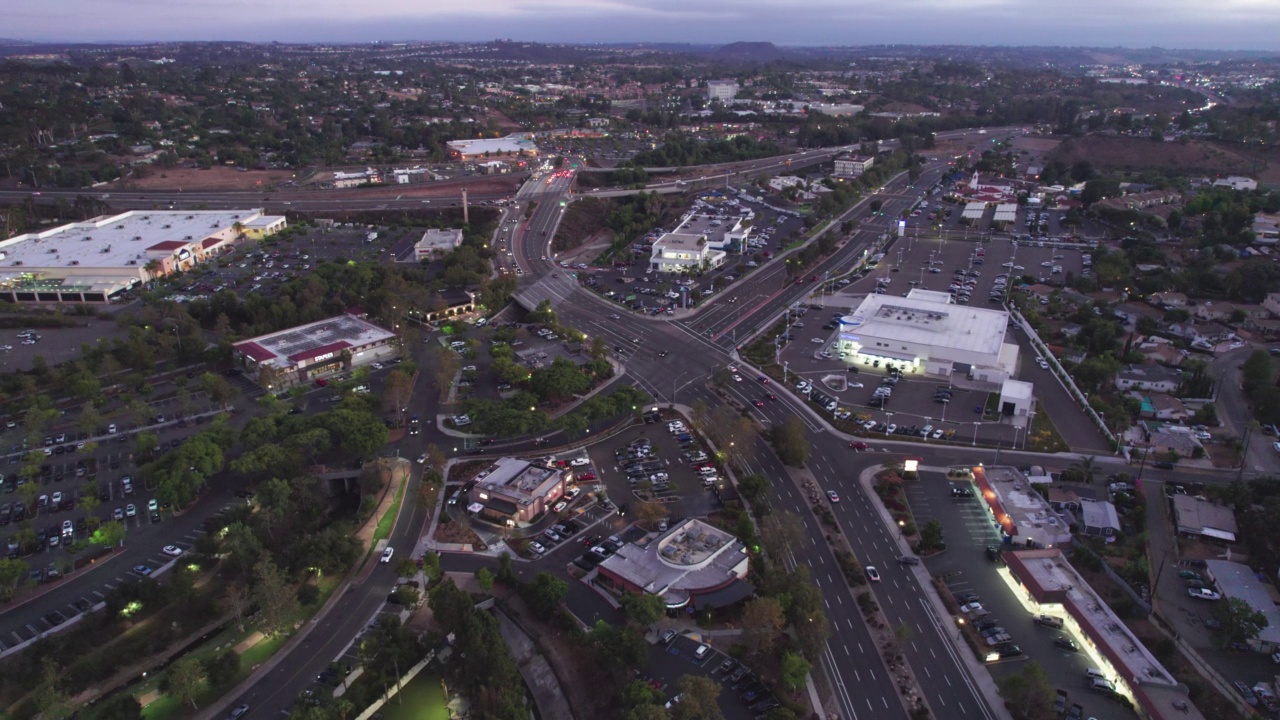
[1048, 135, 1259, 177]
[122, 167, 296, 191]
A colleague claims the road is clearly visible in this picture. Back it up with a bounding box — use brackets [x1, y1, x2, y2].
[0, 129, 1058, 718]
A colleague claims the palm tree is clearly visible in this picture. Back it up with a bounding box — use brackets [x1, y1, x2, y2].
[1071, 455, 1099, 484]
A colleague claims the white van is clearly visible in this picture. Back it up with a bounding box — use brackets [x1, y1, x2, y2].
[1084, 668, 1108, 680]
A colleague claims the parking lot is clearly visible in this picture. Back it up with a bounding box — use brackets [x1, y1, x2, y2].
[643, 631, 777, 719]
[906, 471, 1138, 720]
[578, 414, 727, 527]
[577, 186, 808, 316]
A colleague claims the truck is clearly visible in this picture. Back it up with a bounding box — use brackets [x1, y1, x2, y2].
[365, 231, 379, 243]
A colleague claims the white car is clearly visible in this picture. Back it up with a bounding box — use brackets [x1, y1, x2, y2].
[867, 566, 881, 582]
[848, 382, 864, 388]
[529, 541, 546, 554]
[162, 545, 184, 557]
[416, 453, 428, 465]
[810, 338, 824, 344]
[380, 547, 395, 563]
[570, 457, 591, 467]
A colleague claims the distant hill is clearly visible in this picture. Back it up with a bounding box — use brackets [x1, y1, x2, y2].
[714, 42, 784, 62]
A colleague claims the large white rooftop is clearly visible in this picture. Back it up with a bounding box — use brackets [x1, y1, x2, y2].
[0, 209, 276, 273]
[233, 313, 396, 370]
[843, 292, 1009, 357]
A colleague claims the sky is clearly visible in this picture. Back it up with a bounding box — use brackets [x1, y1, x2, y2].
[9, 0, 1280, 51]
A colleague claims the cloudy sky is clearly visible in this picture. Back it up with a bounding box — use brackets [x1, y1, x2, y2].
[10, 0, 1280, 50]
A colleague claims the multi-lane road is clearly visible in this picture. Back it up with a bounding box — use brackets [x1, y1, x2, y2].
[0, 129, 1084, 719]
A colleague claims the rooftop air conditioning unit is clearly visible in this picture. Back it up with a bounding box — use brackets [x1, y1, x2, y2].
[69, 260, 79, 266]
[162, 224, 171, 229]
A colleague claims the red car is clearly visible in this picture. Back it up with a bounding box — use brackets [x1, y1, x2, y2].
[578, 472, 597, 482]
[767, 393, 777, 400]
[848, 441, 869, 451]
[753, 400, 766, 407]
[757, 375, 770, 384]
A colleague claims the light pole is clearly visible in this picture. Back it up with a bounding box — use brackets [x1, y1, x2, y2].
[972, 422, 979, 447]
[672, 371, 690, 405]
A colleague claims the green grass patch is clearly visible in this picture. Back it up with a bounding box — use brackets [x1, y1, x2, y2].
[1027, 409, 1069, 453]
[239, 633, 288, 669]
[374, 474, 408, 542]
[376, 672, 450, 720]
[983, 392, 1000, 419]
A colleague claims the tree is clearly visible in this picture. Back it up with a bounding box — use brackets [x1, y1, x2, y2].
[1211, 596, 1269, 649]
[252, 557, 299, 637]
[636, 500, 671, 529]
[0, 558, 28, 601]
[94, 695, 144, 720]
[35, 657, 73, 720]
[739, 597, 785, 657]
[771, 416, 809, 467]
[996, 660, 1054, 720]
[383, 369, 415, 417]
[778, 651, 811, 692]
[226, 582, 251, 632]
[920, 518, 945, 551]
[621, 591, 667, 626]
[524, 571, 568, 619]
[475, 567, 495, 593]
[589, 619, 649, 673]
[671, 674, 724, 720]
[91, 520, 127, 548]
[163, 657, 206, 709]
[1070, 456, 1099, 484]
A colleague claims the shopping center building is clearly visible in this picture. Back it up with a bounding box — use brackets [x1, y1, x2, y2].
[231, 313, 397, 388]
[837, 289, 1019, 383]
[0, 209, 285, 303]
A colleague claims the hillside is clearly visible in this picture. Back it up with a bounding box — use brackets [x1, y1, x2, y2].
[1048, 134, 1262, 178]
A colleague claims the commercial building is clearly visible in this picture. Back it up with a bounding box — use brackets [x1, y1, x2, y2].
[1204, 560, 1280, 653]
[446, 135, 539, 161]
[595, 518, 753, 611]
[649, 233, 727, 274]
[973, 466, 1073, 550]
[837, 289, 1019, 382]
[833, 154, 874, 177]
[0, 209, 285, 303]
[1001, 548, 1204, 720]
[412, 228, 464, 261]
[232, 313, 397, 388]
[706, 80, 739, 103]
[467, 457, 568, 525]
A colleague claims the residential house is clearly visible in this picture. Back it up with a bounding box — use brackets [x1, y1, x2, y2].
[1171, 494, 1237, 543]
[1212, 176, 1258, 192]
[1243, 316, 1280, 339]
[1061, 323, 1083, 339]
[1023, 284, 1055, 303]
[1143, 393, 1190, 422]
[1255, 213, 1280, 242]
[1146, 428, 1203, 458]
[1046, 487, 1081, 513]
[1263, 292, 1280, 319]
[1138, 343, 1186, 367]
[1193, 301, 1236, 322]
[1114, 302, 1164, 327]
[1148, 291, 1188, 309]
[1115, 364, 1181, 393]
[1079, 498, 1121, 537]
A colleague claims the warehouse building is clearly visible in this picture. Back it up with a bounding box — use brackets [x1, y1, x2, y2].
[837, 289, 1019, 382]
[232, 313, 397, 388]
[0, 209, 285, 303]
[446, 135, 539, 161]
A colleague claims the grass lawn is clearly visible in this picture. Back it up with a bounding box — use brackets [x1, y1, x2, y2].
[377, 673, 450, 720]
[374, 474, 408, 542]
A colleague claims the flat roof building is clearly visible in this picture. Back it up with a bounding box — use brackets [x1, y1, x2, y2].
[232, 313, 397, 388]
[833, 154, 874, 177]
[837, 289, 1018, 382]
[595, 518, 752, 610]
[706, 80, 739, 103]
[1002, 548, 1204, 720]
[413, 228, 464, 261]
[0, 209, 284, 303]
[649, 233, 727, 274]
[468, 457, 568, 525]
[974, 466, 1073, 549]
[1171, 494, 1237, 543]
[1204, 560, 1280, 652]
[446, 135, 539, 161]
